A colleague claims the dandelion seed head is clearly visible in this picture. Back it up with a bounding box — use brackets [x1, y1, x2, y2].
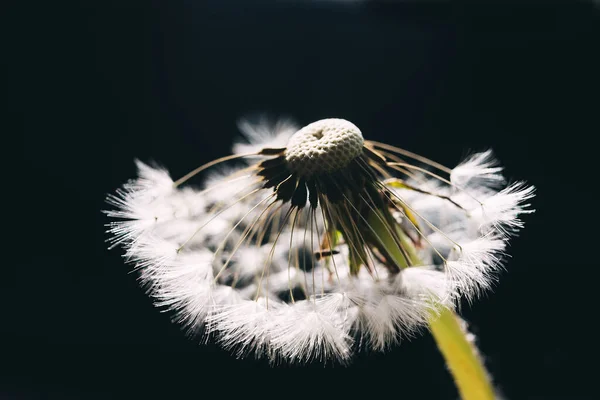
[105, 117, 534, 364]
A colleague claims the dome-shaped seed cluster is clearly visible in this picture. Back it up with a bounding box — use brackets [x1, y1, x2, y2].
[285, 118, 364, 177]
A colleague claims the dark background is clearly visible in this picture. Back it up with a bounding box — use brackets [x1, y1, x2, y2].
[5, 1, 599, 398]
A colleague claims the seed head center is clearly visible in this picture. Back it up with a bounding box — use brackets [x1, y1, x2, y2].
[285, 118, 364, 177]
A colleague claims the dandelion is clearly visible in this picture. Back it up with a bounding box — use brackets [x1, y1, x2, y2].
[105, 118, 534, 367]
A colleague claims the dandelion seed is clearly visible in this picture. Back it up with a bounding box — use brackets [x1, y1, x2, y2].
[105, 118, 534, 363]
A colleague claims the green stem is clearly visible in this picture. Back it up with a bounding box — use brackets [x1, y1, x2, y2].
[429, 308, 495, 400]
[367, 210, 495, 400]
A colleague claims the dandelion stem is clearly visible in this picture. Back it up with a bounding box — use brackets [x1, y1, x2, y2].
[370, 211, 494, 400]
[428, 308, 495, 400]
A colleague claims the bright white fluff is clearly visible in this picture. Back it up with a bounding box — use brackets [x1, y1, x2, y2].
[469, 182, 536, 235]
[269, 301, 352, 363]
[446, 236, 508, 300]
[207, 298, 279, 359]
[106, 119, 534, 363]
[233, 118, 298, 155]
[396, 266, 453, 306]
[451, 149, 505, 189]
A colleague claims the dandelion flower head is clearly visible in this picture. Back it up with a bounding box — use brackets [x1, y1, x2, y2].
[105, 118, 534, 363]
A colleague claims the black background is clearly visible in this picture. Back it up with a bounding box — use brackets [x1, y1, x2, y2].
[5, 1, 600, 399]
